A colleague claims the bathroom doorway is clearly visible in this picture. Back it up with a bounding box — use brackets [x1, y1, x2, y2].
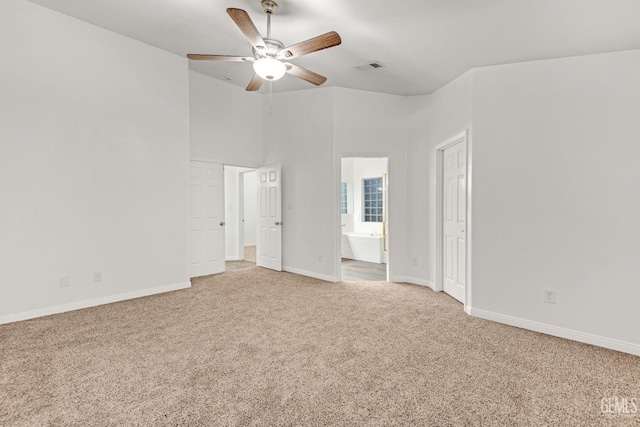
[340, 157, 389, 281]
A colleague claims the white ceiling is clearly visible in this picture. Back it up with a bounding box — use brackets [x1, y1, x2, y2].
[26, 0, 640, 96]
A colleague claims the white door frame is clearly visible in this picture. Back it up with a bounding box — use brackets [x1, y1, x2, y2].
[335, 154, 391, 282]
[435, 130, 472, 313]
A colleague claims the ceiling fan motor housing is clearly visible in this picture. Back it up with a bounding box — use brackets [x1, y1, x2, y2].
[253, 38, 285, 59]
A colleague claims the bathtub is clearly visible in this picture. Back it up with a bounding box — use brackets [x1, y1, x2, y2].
[341, 232, 387, 264]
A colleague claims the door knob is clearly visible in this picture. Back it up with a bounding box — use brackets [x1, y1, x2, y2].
[220, 221, 225, 226]
[274, 221, 282, 226]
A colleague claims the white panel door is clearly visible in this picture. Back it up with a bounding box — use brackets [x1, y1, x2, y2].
[190, 161, 225, 278]
[256, 165, 282, 271]
[443, 142, 466, 303]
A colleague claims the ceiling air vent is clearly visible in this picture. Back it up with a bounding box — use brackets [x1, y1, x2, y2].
[354, 61, 385, 71]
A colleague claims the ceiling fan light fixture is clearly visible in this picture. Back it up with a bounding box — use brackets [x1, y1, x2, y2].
[253, 57, 286, 81]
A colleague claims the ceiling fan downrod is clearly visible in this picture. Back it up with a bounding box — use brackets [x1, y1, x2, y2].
[262, 0, 278, 38]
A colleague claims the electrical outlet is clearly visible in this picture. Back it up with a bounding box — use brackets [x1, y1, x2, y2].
[59, 276, 70, 288]
[544, 289, 556, 304]
[318, 255, 323, 263]
[412, 257, 418, 266]
[93, 272, 103, 283]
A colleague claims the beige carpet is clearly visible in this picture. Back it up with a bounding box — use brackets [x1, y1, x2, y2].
[1, 268, 639, 426]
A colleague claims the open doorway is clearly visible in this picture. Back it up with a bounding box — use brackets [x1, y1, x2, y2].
[224, 165, 257, 271]
[340, 157, 389, 282]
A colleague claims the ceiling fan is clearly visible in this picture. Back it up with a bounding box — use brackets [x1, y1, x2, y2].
[187, 0, 342, 91]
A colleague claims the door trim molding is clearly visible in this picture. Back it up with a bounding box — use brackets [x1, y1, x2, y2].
[435, 130, 472, 311]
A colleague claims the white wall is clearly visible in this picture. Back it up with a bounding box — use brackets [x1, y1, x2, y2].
[405, 71, 474, 286]
[333, 88, 410, 281]
[405, 52, 640, 354]
[189, 71, 262, 167]
[0, 0, 190, 321]
[189, 70, 262, 261]
[262, 87, 409, 281]
[242, 170, 257, 246]
[263, 88, 336, 280]
[470, 50, 640, 350]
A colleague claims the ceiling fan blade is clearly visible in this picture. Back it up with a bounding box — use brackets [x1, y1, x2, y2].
[187, 54, 253, 62]
[285, 63, 327, 86]
[282, 31, 341, 59]
[246, 74, 264, 92]
[227, 8, 266, 50]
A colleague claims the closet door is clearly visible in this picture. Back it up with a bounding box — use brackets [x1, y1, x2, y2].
[190, 161, 225, 277]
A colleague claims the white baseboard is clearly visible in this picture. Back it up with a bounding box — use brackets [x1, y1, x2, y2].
[469, 307, 640, 357]
[0, 281, 192, 325]
[392, 276, 436, 291]
[282, 266, 338, 283]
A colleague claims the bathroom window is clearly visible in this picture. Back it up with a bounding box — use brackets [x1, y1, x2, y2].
[363, 177, 383, 222]
[341, 182, 348, 214]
